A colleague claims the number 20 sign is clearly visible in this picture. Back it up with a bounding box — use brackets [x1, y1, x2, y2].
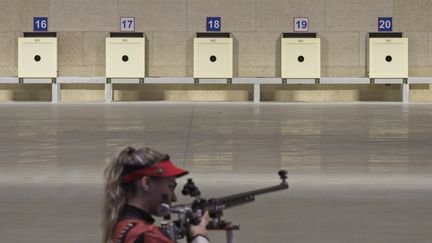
[378, 17, 392, 31]
[294, 17, 309, 32]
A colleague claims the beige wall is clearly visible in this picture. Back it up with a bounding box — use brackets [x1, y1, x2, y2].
[1, 0, 432, 101]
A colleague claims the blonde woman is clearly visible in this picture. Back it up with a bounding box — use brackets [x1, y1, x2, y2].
[102, 146, 209, 243]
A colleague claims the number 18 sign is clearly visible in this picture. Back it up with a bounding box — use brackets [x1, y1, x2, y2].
[207, 17, 221, 31]
[294, 17, 309, 32]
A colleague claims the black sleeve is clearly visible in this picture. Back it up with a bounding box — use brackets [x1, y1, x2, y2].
[133, 233, 145, 243]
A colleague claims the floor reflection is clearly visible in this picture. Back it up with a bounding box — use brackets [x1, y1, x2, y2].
[0, 103, 431, 242]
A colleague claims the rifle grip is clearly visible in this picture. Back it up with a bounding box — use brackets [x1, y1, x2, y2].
[191, 217, 201, 226]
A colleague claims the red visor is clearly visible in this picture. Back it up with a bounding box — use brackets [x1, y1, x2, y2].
[122, 160, 189, 183]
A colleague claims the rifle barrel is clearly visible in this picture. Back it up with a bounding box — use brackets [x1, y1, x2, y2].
[210, 182, 288, 209]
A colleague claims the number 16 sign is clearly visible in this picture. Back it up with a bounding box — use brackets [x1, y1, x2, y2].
[34, 17, 48, 32]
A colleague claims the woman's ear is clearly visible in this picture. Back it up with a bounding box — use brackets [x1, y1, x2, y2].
[140, 176, 150, 191]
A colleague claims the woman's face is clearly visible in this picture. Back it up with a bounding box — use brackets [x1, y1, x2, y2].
[147, 176, 178, 215]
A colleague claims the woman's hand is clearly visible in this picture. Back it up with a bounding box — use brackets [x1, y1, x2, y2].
[189, 211, 209, 238]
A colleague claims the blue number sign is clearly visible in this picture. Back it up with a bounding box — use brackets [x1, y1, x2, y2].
[207, 17, 221, 31]
[378, 17, 392, 31]
[34, 17, 48, 31]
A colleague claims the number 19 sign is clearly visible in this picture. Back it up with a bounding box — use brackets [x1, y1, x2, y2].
[294, 17, 309, 32]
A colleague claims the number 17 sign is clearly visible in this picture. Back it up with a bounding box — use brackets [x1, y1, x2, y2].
[294, 17, 309, 32]
[120, 17, 135, 32]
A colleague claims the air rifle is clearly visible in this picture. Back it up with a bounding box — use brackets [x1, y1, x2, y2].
[159, 170, 289, 243]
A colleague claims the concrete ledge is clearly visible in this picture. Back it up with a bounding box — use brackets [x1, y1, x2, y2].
[1, 77, 422, 85]
[57, 77, 105, 84]
[20, 78, 53, 84]
[284, 78, 317, 84]
[373, 78, 405, 84]
[110, 78, 142, 84]
[0, 77, 431, 85]
[409, 78, 432, 84]
[144, 77, 194, 84]
[320, 78, 370, 84]
[0, 77, 19, 84]
[232, 78, 260, 84]
[198, 78, 230, 84]
[256, 78, 282, 84]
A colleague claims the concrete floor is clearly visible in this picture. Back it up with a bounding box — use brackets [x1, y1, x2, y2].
[0, 102, 431, 243]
